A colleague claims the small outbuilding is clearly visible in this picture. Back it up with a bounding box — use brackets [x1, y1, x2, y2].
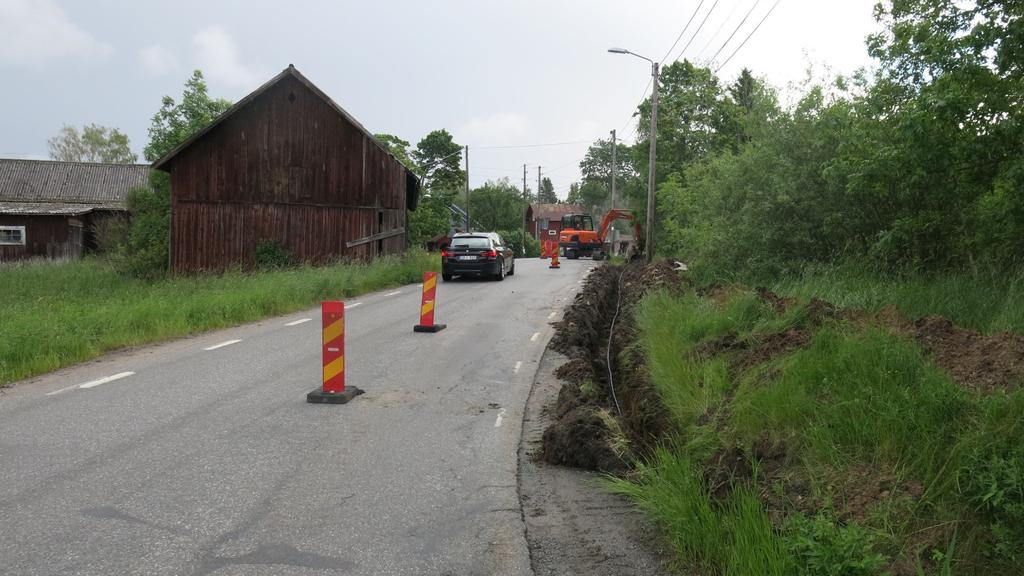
[0, 159, 149, 261]
[525, 203, 586, 241]
[153, 64, 419, 273]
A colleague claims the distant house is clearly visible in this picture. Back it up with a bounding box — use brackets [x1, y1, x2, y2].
[525, 203, 586, 241]
[152, 64, 419, 273]
[0, 159, 150, 262]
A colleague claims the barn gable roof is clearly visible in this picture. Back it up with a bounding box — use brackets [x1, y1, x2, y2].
[0, 159, 150, 215]
[527, 203, 586, 221]
[151, 64, 419, 209]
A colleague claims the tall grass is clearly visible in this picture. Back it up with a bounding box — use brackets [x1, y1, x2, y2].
[771, 264, 1024, 334]
[0, 251, 439, 385]
[623, 287, 1024, 574]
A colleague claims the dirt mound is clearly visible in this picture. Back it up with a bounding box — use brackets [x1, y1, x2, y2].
[541, 406, 629, 474]
[541, 260, 684, 472]
[756, 287, 796, 314]
[911, 316, 1024, 393]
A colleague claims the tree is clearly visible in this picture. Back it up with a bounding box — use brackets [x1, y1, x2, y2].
[48, 124, 137, 164]
[580, 138, 638, 185]
[566, 182, 582, 205]
[412, 129, 464, 194]
[374, 133, 416, 171]
[578, 180, 608, 211]
[537, 177, 558, 203]
[121, 70, 230, 277]
[144, 70, 233, 163]
[635, 60, 734, 185]
[467, 178, 525, 232]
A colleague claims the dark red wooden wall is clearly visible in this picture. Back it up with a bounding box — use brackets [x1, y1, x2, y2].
[165, 74, 409, 272]
[0, 215, 80, 261]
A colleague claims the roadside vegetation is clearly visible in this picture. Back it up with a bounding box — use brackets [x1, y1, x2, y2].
[578, 5, 1024, 572]
[0, 251, 438, 386]
[610, 286, 1023, 575]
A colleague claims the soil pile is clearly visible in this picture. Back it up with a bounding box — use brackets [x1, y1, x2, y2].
[541, 260, 686, 473]
[910, 315, 1024, 392]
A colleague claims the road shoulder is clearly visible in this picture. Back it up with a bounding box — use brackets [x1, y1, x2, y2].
[517, 345, 674, 575]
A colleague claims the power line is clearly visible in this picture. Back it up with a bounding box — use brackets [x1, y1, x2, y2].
[673, 0, 721, 62]
[660, 0, 706, 65]
[708, 0, 763, 64]
[714, 0, 781, 73]
[618, 77, 653, 134]
[471, 139, 592, 150]
[694, 0, 745, 62]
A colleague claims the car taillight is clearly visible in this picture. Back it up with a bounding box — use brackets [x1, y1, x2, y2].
[441, 249, 453, 257]
[480, 249, 498, 258]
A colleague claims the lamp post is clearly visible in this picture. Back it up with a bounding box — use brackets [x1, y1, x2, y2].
[608, 47, 658, 263]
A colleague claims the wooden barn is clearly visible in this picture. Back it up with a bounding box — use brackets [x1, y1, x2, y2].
[153, 65, 419, 273]
[525, 203, 586, 241]
[0, 159, 149, 262]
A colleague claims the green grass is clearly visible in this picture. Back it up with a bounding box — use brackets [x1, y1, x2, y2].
[770, 265, 1024, 334]
[619, 285, 1024, 574]
[0, 251, 439, 386]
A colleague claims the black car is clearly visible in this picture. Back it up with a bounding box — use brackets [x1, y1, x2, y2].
[441, 233, 515, 281]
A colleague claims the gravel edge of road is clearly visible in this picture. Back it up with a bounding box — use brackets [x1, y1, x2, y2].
[517, 345, 676, 576]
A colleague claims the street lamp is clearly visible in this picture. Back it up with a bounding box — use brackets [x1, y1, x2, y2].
[608, 47, 659, 263]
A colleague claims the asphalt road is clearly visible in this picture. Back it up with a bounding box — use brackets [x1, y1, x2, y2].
[0, 257, 595, 576]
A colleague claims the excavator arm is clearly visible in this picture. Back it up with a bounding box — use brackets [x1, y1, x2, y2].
[595, 209, 643, 259]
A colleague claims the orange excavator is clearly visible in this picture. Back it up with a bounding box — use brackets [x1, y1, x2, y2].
[557, 209, 642, 260]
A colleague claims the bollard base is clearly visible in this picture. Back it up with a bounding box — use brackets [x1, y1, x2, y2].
[549, 265, 561, 269]
[413, 324, 447, 333]
[306, 386, 364, 404]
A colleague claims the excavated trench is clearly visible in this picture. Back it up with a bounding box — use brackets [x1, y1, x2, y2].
[541, 260, 686, 473]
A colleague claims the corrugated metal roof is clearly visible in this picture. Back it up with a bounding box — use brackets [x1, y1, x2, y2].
[0, 159, 150, 208]
[0, 199, 115, 213]
[0, 201, 122, 216]
[529, 203, 586, 220]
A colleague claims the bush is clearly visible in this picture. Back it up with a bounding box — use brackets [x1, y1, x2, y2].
[91, 213, 130, 255]
[785, 513, 887, 576]
[120, 178, 170, 279]
[499, 229, 541, 258]
[254, 240, 292, 269]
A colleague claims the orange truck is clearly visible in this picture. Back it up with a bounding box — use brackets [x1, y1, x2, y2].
[557, 209, 642, 260]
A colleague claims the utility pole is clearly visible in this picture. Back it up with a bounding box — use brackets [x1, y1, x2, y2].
[610, 128, 618, 253]
[537, 166, 541, 205]
[610, 129, 617, 209]
[522, 164, 528, 253]
[645, 63, 659, 263]
[464, 145, 470, 232]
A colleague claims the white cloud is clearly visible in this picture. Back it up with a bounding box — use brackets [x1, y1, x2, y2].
[139, 44, 178, 76]
[454, 112, 530, 146]
[0, 0, 111, 66]
[193, 26, 259, 88]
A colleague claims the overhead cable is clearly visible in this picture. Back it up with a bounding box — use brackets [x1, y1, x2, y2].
[714, 0, 781, 72]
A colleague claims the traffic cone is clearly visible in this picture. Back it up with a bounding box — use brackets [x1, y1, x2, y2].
[549, 249, 561, 269]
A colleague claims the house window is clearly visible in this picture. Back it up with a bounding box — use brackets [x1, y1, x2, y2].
[0, 226, 25, 246]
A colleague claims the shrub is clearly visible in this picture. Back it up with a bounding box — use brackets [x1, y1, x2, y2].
[785, 513, 887, 576]
[120, 178, 170, 279]
[254, 240, 292, 269]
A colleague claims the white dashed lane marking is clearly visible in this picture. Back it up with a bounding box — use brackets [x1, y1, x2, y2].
[530, 332, 540, 342]
[386, 291, 402, 297]
[513, 361, 522, 374]
[79, 371, 136, 389]
[49, 371, 137, 395]
[285, 318, 311, 326]
[204, 339, 242, 351]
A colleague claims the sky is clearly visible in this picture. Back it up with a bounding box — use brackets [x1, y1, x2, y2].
[0, 0, 883, 199]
